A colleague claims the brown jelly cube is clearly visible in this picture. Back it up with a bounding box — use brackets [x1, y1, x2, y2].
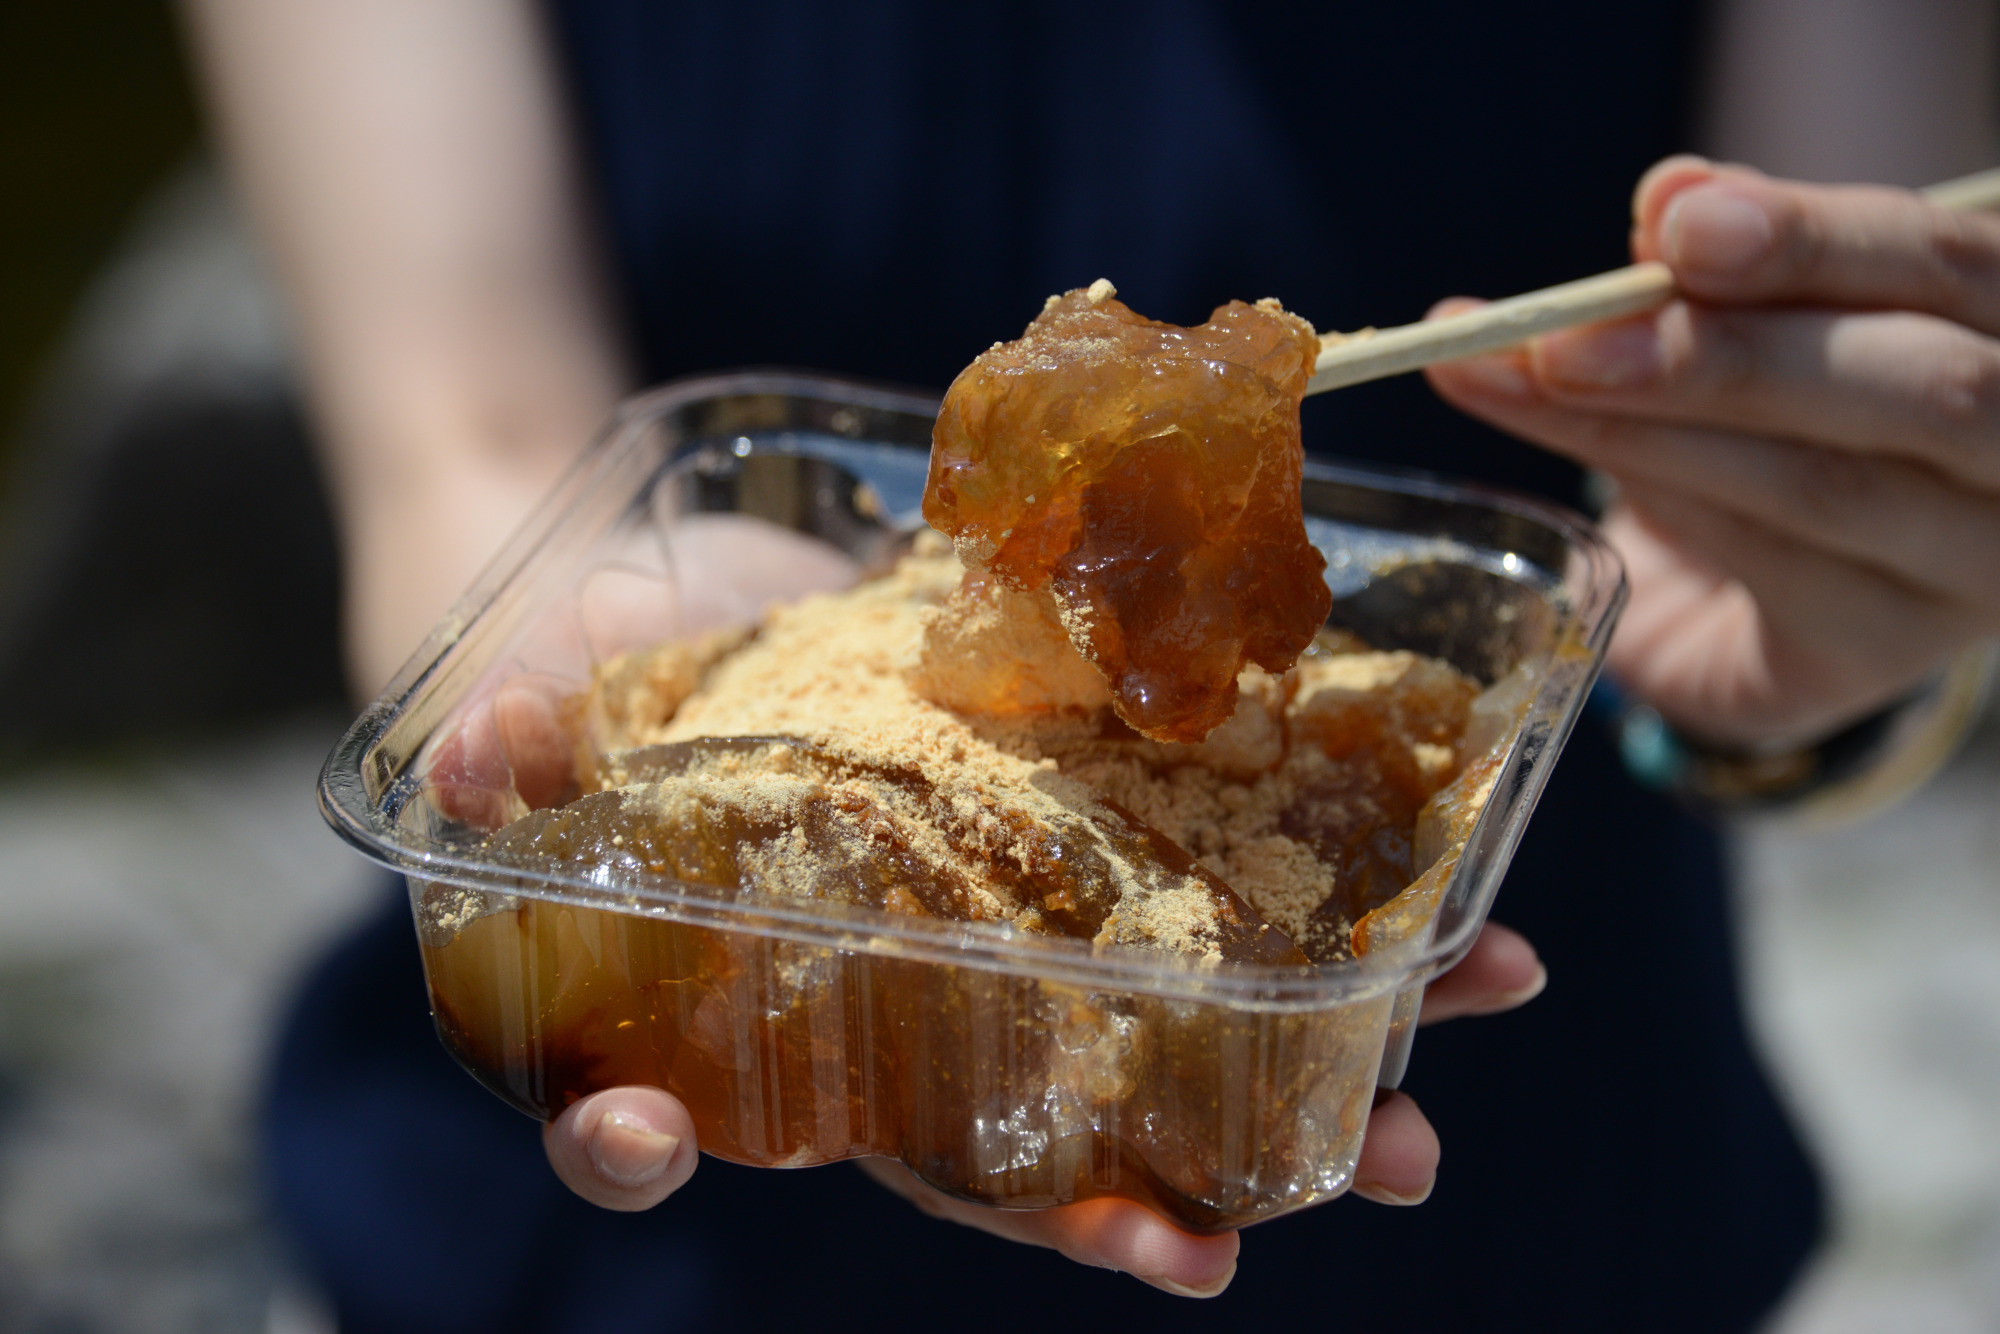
[925, 284, 1331, 744]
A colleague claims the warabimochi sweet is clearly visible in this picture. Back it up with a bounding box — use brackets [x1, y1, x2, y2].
[925, 281, 1332, 743]
[411, 298, 1527, 1228]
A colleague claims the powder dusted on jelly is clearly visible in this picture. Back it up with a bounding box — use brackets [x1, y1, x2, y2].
[924, 281, 1332, 744]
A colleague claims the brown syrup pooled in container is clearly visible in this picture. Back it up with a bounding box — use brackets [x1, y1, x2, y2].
[420, 873, 1359, 1231]
[925, 281, 1332, 742]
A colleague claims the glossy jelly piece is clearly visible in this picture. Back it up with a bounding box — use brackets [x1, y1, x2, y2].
[924, 284, 1331, 744]
[1289, 649, 1479, 794]
[1280, 757, 1421, 961]
[1281, 651, 1479, 958]
[489, 739, 992, 923]
[499, 736, 1305, 966]
[1350, 745, 1507, 957]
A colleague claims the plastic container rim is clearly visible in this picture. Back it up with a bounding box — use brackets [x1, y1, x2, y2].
[318, 369, 1625, 1011]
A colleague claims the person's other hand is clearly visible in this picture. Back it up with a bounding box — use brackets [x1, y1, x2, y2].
[540, 920, 1544, 1298]
[1429, 157, 2000, 749]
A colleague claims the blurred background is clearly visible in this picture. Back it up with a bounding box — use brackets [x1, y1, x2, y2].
[1, 4, 1997, 1332]
[1, 4, 362, 1330]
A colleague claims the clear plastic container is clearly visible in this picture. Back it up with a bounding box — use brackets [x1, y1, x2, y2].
[319, 372, 1623, 1232]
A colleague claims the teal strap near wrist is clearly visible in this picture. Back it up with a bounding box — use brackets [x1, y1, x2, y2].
[1614, 704, 1687, 793]
[1595, 643, 1996, 822]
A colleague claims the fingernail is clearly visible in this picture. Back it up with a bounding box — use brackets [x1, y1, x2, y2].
[1635, 154, 1712, 222]
[589, 1111, 680, 1187]
[1143, 1263, 1237, 1298]
[1443, 354, 1534, 400]
[1352, 1176, 1435, 1207]
[1536, 321, 1661, 390]
[1494, 961, 1549, 1009]
[1662, 187, 1774, 275]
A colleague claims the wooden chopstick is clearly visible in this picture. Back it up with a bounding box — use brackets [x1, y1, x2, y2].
[1919, 164, 2000, 212]
[1306, 263, 1673, 394]
[1305, 166, 2000, 397]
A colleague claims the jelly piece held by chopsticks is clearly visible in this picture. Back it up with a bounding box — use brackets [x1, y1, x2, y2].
[925, 283, 1331, 744]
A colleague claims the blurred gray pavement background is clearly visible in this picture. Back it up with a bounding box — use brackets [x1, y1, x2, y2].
[0, 163, 358, 1334]
[0, 162, 1996, 1334]
[1742, 711, 2000, 1334]
[0, 721, 361, 1333]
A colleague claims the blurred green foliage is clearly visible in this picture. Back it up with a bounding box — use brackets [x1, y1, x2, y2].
[0, 0, 198, 491]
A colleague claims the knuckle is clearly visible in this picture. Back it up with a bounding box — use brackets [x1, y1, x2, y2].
[1678, 307, 1758, 401]
[1572, 412, 1638, 458]
[1921, 211, 2000, 311]
[1789, 449, 1877, 526]
[1907, 338, 2000, 464]
[1770, 192, 1827, 289]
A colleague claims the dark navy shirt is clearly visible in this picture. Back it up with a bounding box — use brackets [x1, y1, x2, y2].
[264, 4, 1822, 1330]
[549, 0, 1700, 498]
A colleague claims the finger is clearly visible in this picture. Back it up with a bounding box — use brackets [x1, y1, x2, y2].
[1528, 302, 2000, 492]
[1421, 297, 1539, 400]
[423, 673, 579, 825]
[543, 1087, 698, 1212]
[1430, 350, 2000, 613]
[1630, 157, 2000, 334]
[1421, 921, 1546, 1024]
[1628, 153, 1715, 255]
[422, 713, 518, 829]
[492, 675, 583, 809]
[1608, 483, 1982, 744]
[1350, 1091, 1440, 1206]
[856, 1160, 1240, 1298]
